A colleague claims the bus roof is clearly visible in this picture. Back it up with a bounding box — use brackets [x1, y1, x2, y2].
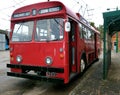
[91, 26, 100, 34]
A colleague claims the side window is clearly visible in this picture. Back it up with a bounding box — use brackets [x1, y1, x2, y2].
[71, 22, 75, 41]
[88, 30, 91, 39]
[91, 31, 94, 40]
[78, 23, 83, 38]
[82, 26, 88, 39]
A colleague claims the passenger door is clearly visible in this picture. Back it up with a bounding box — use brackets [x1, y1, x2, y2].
[69, 20, 77, 73]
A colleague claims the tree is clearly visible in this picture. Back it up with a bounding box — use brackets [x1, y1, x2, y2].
[90, 22, 95, 27]
[90, 22, 103, 39]
[97, 25, 104, 39]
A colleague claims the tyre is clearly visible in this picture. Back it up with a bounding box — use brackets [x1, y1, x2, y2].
[80, 57, 86, 72]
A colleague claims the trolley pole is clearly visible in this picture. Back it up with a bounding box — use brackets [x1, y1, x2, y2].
[116, 32, 118, 53]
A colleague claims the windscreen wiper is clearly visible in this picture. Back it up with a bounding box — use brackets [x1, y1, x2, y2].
[54, 18, 63, 28]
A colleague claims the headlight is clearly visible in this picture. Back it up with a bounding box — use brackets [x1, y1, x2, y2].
[45, 57, 52, 65]
[16, 56, 22, 63]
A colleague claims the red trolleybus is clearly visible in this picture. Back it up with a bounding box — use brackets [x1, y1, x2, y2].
[7, 1, 100, 84]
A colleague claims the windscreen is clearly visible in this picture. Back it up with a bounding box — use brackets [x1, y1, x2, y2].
[35, 18, 64, 41]
[12, 21, 34, 42]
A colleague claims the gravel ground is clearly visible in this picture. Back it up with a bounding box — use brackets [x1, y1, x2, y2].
[69, 52, 120, 95]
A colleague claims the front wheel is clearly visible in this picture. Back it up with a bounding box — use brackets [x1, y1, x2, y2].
[80, 58, 86, 72]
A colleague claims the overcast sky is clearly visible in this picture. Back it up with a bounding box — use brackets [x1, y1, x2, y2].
[0, 0, 120, 31]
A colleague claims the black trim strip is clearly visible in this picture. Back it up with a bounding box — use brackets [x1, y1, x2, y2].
[7, 64, 64, 73]
[7, 72, 64, 83]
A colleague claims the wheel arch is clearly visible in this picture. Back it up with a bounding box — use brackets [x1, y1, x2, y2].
[81, 51, 87, 64]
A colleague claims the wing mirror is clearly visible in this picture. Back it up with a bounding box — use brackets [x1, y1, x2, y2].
[65, 22, 71, 32]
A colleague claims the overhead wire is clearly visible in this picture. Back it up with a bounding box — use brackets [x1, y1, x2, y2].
[0, 0, 27, 22]
[0, 0, 26, 11]
[12, 0, 25, 6]
[0, 0, 27, 30]
[0, 18, 10, 21]
[12, 0, 23, 6]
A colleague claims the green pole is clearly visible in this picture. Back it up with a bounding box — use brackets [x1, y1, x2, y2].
[116, 32, 118, 53]
[103, 20, 107, 79]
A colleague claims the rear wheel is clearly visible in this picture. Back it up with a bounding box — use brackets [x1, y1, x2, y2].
[80, 57, 86, 72]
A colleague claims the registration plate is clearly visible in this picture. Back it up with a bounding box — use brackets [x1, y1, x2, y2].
[46, 72, 57, 77]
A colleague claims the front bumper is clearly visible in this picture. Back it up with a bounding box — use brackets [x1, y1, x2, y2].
[7, 64, 64, 83]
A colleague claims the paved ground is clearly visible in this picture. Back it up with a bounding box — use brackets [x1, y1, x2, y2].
[69, 52, 120, 95]
[0, 51, 120, 95]
[0, 51, 102, 95]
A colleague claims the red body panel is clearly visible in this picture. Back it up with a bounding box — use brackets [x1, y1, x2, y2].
[10, 42, 65, 67]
